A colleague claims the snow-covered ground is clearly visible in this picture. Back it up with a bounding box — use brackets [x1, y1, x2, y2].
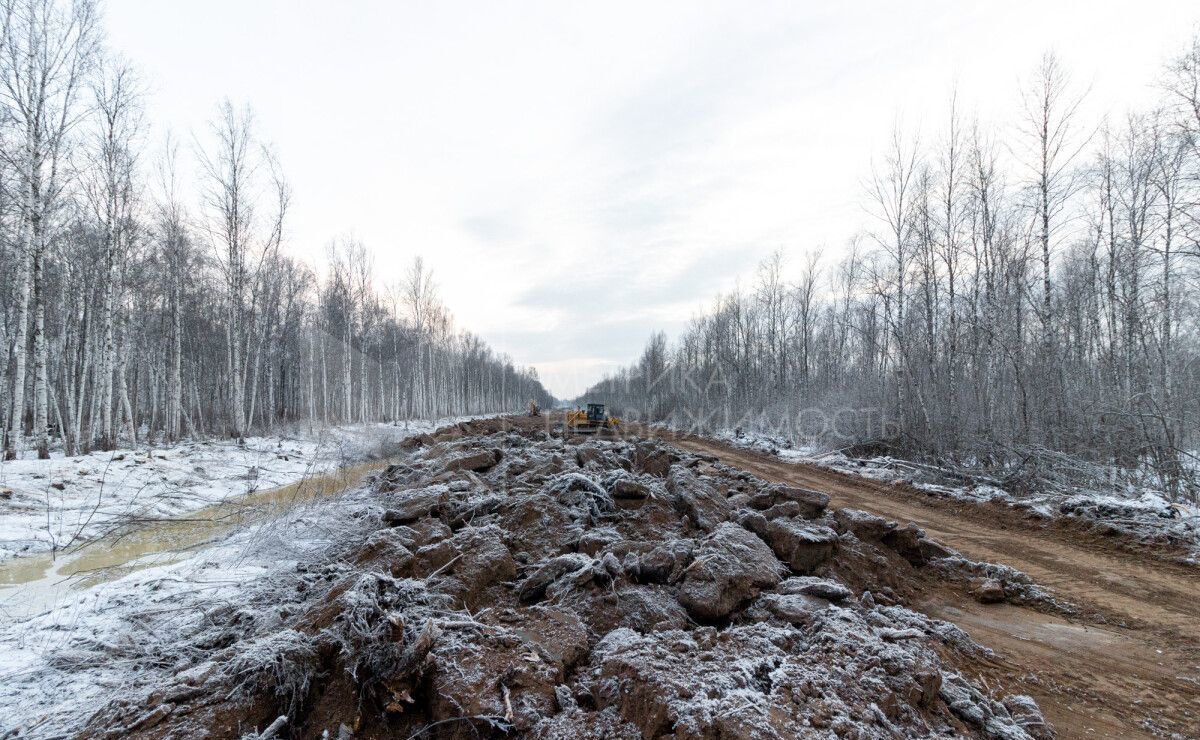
[0, 416, 499, 735]
[0, 468, 370, 737]
[712, 427, 1200, 563]
[0, 419, 479, 564]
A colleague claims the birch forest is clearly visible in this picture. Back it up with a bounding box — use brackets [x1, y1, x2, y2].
[585, 40, 1200, 499]
[0, 0, 552, 460]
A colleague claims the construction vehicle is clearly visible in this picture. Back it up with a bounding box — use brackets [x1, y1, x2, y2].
[565, 403, 620, 434]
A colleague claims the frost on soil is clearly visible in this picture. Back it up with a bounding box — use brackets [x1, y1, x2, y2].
[2, 418, 1056, 738]
[715, 427, 1200, 563]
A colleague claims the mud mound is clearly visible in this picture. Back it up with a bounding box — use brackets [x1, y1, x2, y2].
[92, 421, 1053, 739]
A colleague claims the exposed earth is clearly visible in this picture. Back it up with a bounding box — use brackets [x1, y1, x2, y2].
[70, 416, 1200, 738]
[656, 426, 1200, 739]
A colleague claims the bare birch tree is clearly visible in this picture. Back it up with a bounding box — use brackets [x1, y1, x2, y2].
[0, 0, 99, 458]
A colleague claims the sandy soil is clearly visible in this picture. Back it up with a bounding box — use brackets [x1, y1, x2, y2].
[657, 428, 1200, 739]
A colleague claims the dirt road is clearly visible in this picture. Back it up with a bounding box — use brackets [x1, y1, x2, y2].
[659, 432, 1200, 739]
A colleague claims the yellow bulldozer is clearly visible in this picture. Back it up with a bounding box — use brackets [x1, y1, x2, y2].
[565, 403, 620, 434]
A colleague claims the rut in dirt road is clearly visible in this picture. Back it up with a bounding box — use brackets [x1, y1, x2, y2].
[662, 431, 1200, 740]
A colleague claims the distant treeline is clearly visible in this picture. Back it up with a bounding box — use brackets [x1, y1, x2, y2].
[584, 41, 1200, 499]
[0, 0, 553, 458]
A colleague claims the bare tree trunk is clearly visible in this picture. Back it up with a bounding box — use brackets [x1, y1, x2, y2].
[5, 244, 31, 460]
[167, 264, 182, 440]
[31, 247, 49, 458]
[116, 328, 136, 446]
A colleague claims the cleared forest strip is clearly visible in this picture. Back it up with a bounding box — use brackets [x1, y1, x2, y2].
[6, 416, 1196, 738]
[661, 430, 1200, 739]
[76, 417, 1056, 739]
[707, 427, 1200, 564]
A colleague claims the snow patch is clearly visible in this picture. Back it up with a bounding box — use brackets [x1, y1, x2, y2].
[0, 418, 488, 564]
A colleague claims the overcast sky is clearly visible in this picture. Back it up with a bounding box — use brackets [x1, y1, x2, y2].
[106, 0, 1199, 399]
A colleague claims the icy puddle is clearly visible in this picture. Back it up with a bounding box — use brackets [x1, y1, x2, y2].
[0, 459, 386, 618]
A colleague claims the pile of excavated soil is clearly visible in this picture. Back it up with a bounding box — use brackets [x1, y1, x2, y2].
[92, 418, 1054, 739]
